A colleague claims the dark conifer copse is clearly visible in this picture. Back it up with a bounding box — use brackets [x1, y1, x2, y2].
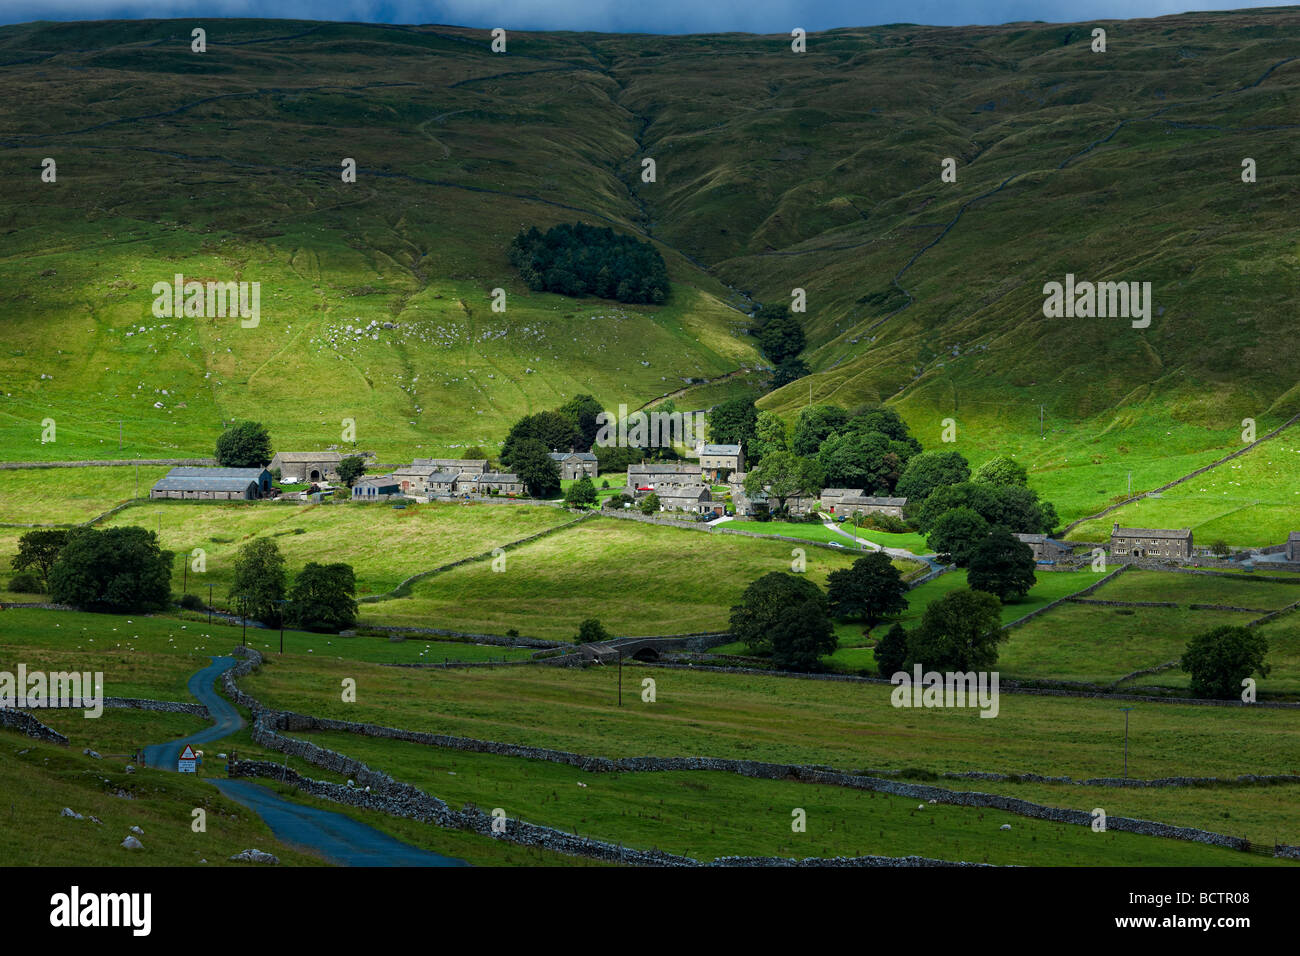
[508, 223, 669, 304]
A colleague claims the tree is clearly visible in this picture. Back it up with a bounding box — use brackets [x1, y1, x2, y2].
[575, 618, 611, 644]
[905, 588, 1005, 672]
[926, 507, 990, 566]
[11, 529, 69, 590]
[791, 404, 850, 456]
[826, 552, 907, 626]
[972, 455, 1029, 487]
[750, 410, 789, 463]
[336, 455, 367, 488]
[1181, 626, 1270, 700]
[708, 397, 759, 448]
[286, 562, 358, 632]
[639, 492, 660, 515]
[231, 538, 287, 626]
[729, 571, 829, 658]
[817, 430, 899, 493]
[895, 450, 970, 504]
[771, 357, 810, 388]
[849, 405, 917, 448]
[769, 597, 837, 671]
[214, 420, 273, 468]
[564, 475, 598, 507]
[756, 313, 806, 365]
[502, 411, 580, 463]
[1210, 539, 1231, 558]
[48, 527, 173, 613]
[559, 394, 605, 451]
[509, 438, 562, 498]
[915, 481, 1057, 537]
[967, 528, 1037, 601]
[742, 451, 824, 515]
[873, 623, 909, 678]
[508, 222, 669, 304]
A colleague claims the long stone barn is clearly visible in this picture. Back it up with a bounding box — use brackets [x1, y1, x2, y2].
[150, 467, 273, 500]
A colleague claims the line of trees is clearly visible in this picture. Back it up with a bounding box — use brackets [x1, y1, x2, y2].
[9, 527, 358, 631]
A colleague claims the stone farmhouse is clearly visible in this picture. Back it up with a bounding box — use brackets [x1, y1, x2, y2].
[550, 451, 598, 480]
[820, 488, 862, 511]
[1110, 523, 1193, 560]
[627, 462, 703, 493]
[1014, 533, 1074, 565]
[352, 475, 401, 498]
[477, 473, 523, 495]
[837, 495, 907, 518]
[268, 451, 341, 484]
[657, 485, 715, 514]
[150, 466, 273, 500]
[391, 464, 435, 494]
[698, 444, 744, 480]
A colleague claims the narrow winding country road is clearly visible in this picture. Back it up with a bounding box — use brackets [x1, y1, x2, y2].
[144, 656, 466, 867]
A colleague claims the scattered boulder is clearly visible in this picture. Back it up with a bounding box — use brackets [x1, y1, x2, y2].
[60, 807, 84, 820]
[228, 848, 279, 865]
[124, 764, 136, 774]
[999, 824, 1012, 831]
[121, 836, 143, 850]
[83, 748, 102, 759]
[129, 825, 143, 835]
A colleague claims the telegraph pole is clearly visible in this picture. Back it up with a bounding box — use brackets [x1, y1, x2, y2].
[1039, 404, 1044, 439]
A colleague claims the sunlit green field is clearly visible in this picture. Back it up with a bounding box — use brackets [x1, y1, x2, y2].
[0, 465, 170, 525]
[94, 499, 575, 600]
[1066, 436, 1300, 546]
[360, 516, 870, 638]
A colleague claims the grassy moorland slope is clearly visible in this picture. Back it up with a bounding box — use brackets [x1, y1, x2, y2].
[0, 12, 1295, 523]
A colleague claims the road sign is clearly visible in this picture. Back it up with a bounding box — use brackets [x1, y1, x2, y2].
[178, 744, 198, 773]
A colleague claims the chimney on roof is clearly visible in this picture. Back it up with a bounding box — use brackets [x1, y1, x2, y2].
[1113, 522, 1119, 534]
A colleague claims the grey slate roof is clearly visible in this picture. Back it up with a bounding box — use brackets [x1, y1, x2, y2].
[839, 496, 908, 507]
[1014, 533, 1073, 553]
[412, 458, 487, 471]
[425, 470, 461, 483]
[550, 452, 598, 461]
[1113, 526, 1192, 539]
[153, 466, 268, 493]
[271, 451, 341, 463]
[701, 444, 741, 456]
[478, 472, 520, 483]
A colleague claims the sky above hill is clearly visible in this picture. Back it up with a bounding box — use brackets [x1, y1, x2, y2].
[0, 0, 1294, 31]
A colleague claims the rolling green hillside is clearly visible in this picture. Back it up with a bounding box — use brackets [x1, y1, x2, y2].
[0, 12, 1296, 521]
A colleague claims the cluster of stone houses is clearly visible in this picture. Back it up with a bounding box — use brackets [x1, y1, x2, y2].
[357, 457, 523, 500]
[627, 462, 718, 514]
[149, 453, 528, 502]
